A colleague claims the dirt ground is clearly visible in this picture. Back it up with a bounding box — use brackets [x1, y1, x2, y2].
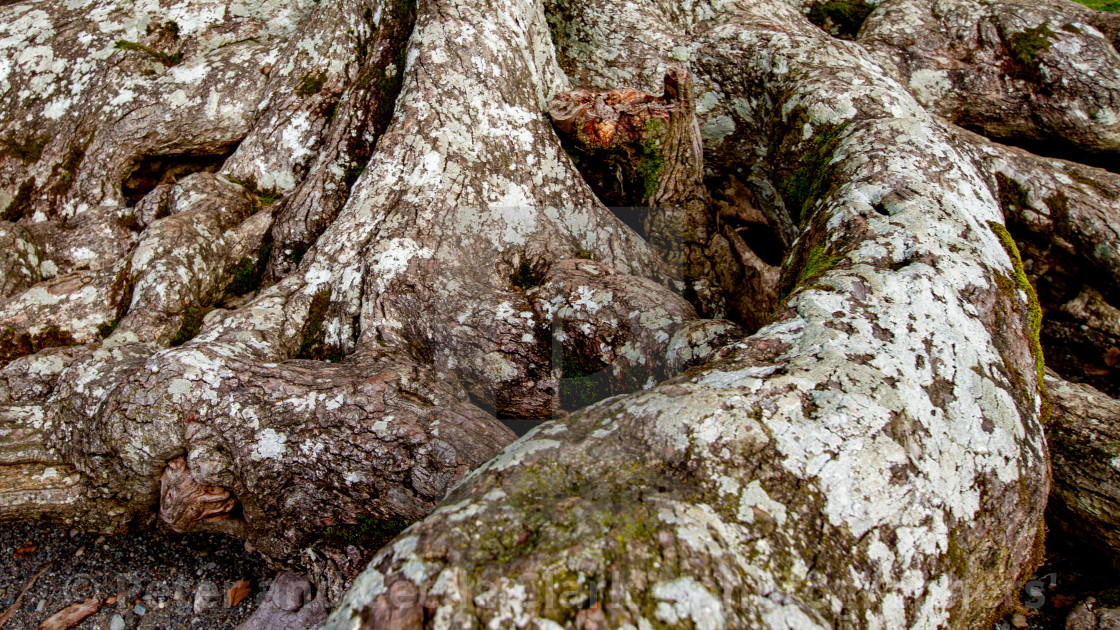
[0, 522, 274, 630]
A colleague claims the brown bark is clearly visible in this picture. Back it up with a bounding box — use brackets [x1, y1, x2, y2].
[1047, 375, 1120, 562]
[1, 0, 1117, 626]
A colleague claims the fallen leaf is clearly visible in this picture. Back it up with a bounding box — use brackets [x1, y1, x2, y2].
[35, 598, 99, 630]
[226, 579, 251, 608]
[13, 542, 36, 557]
[1085, 366, 1112, 376]
[1105, 347, 1120, 368]
[1051, 594, 1078, 610]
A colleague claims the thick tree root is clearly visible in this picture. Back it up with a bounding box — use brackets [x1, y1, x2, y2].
[5, 0, 1113, 624]
[1046, 375, 1120, 565]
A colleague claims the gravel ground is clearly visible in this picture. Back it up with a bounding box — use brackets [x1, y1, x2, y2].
[0, 523, 274, 630]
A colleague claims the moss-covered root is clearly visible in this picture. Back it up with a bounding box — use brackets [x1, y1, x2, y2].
[989, 221, 1050, 422]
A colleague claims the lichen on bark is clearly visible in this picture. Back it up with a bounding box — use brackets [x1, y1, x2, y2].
[3, 0, 1117, 626]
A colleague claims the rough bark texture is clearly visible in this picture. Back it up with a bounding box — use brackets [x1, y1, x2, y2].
[324, 0, 1070, 625]
[1047, 375, 1120, 563]
[3, 0, 1118, 626]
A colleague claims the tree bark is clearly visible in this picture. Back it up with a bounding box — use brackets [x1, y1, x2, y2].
[1046, 375, 1120, 565]
[2, 0, 1118, 626]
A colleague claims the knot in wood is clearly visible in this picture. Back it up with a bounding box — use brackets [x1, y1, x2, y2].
[159, 456, 238, 533]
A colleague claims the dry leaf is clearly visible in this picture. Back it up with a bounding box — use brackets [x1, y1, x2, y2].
[1105, 347, 1120, 368]
[35, 598, 100, 630]
[226, 579, 251, 608]
[1051, 594, 1078, 610]
[1085, 365, 1112, 376]
[13, 542, 36, 557]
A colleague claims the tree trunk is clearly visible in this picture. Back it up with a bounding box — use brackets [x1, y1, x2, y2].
[2, 0, 1118, 625]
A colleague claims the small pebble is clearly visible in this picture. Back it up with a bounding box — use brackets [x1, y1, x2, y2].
[109, 613, 126, 630]
[95, 535, 106, 544]
[1011, 612, 1028, 628]
[133, 602, 146, 616]
[193, 581, 221, 615]
[74, 545, 85, 557]
[35, 599, 45, 612]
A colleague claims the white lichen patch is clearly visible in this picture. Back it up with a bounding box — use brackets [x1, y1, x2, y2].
[370, 238, 434, 292]
[651, 577, 725, 630]
[251, 428, 288, 460]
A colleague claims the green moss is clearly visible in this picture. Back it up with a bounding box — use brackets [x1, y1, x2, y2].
[796, 243, 844, 287]
[635, 138, 664, 201]
[296, 288, 341, 361]
[776, 107, 849, 225]
[321, 514, 409, 551]
[170, 303, 213, 347]
[505, 461, 663, 551]
[1008, 24, 1056, 66]
[510, 256, 549, 291]
[322, 97, 340, 124]
[114, 40, 183, 67]
[465, 459, 681, 621]
[227, 257, 260, 295]
[353, 6, 379, 62]
[226, 237, 272, 296]
[1004, 23, 1057, 83]
[575, 250, 595, 260]
[777, 239, 844, 303]
[1071, 0, 1120, 9]
[988, 221, 1049, 422]
[224, 176, 280, 208]
[97, 319, 121, 339]
[806, 0, 875, 39]
[297, 71, 327, 97]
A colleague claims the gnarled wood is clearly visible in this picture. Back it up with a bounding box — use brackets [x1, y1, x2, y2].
[3, 0, 1117, 625]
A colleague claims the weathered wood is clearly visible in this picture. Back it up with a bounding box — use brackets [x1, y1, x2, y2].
[322, 0, 1054, 624]
[1, 0, 1116, 625]
[1047, 376, 1120, 562]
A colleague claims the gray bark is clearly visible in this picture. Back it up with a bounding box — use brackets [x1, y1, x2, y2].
[2, 0, 1118, 626]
